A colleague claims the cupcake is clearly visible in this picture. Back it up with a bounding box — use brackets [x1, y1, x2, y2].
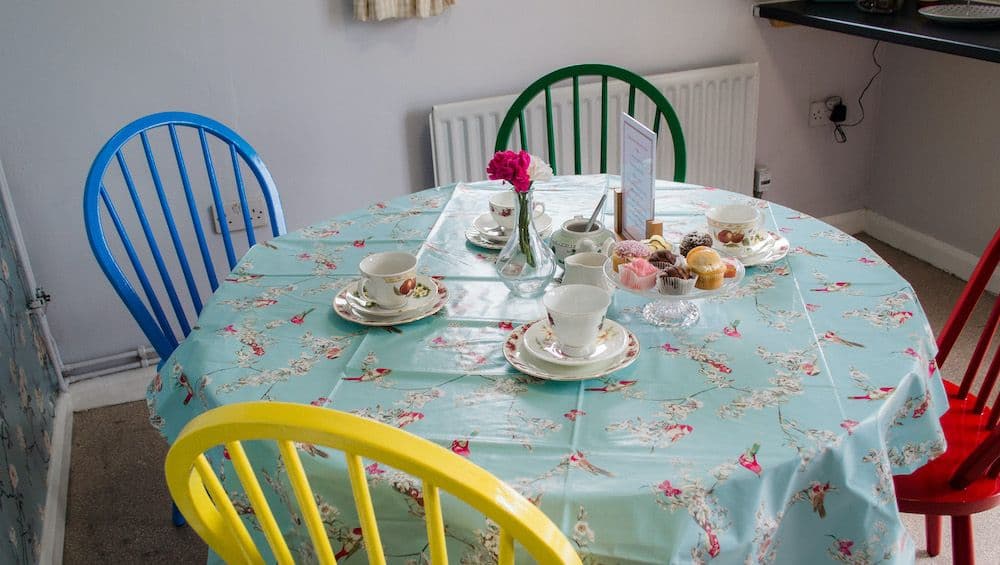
[686, 246, 726, 290]
[657, 265, 697, 295]
[619, 258, 658, 290]
[680, 231, 714, 257]
[649, 249, 680, 270]
[612, 240, 651, 272]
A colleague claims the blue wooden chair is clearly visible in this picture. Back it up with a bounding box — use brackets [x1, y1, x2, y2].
[83, 111, 286, 526]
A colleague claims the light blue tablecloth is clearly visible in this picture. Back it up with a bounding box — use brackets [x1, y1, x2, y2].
[149, 175, 947, 564]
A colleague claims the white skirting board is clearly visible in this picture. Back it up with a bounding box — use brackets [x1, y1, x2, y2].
[820, 208, 1000, 295]
[39, 394, 72, 565]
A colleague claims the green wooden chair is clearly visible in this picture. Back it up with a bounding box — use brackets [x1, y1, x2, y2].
[494, 63, 686, 182]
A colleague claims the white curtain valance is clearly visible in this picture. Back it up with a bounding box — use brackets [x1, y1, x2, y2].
[354, 0, 455, 22]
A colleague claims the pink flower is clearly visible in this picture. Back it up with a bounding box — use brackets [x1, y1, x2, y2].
[353, 239, 366, 248]
[450, 439, 470, 457]
[498, 321, 514, 331]
[903, 347, 919, 358]
[913, 397, 929, 418]
[325, 346, 342, 359]
[396, 411, 424, 428]
[290, 308, 314, 325]
[840, 419, 859, 434]
[929, 360, 937, 375]
[564, 409, 586, 421]
[365, 462, 385, 475]
[834, 538, 853, 556]
[858, 257, 877, 265]
[297, 253, 312, 260]
[251, 343, 265, 356]
[487, 150, 532, 193]
[664, 424, 693, 443]
[661, 342, 680, 353]
[805, 303, 820, 312]
[723, 321, 741, 338]
[310, 397, 329, 406]
[800, 362, 820, 376]
[431, 336, 447, 345]
[709, 361, 732, 374]
[656, 480, 682, 497]
[738, 443, 762, 475]
[222, 324, 237, 334]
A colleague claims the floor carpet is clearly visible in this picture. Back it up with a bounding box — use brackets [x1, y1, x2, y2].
[63, 233, 998, 564]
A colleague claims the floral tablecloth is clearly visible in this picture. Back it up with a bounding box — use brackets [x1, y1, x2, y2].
[148, 175, 947, 564]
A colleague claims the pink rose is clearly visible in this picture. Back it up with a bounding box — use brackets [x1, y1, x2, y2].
[487, 150, 532, 193]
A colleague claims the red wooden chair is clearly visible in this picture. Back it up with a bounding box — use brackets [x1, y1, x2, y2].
[893, 226, 1000, 565]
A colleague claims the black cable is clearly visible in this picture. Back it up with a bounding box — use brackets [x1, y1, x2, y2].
[842, 40, 882, 129]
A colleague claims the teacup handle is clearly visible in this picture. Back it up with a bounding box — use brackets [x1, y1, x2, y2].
[358, 278, 373, 302]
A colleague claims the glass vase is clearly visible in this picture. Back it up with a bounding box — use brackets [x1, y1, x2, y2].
[495, 190, 556, 298]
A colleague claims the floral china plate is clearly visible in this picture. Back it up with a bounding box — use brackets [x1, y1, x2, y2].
[473, 212, 553, 242]
[503, 321, 640, 381]
[333, 277, 448, 326]
[341, 275, 439, 318]
[522, 319, 629, 367]
[736, 231, 790, 267]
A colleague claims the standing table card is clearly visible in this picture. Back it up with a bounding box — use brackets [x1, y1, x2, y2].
[619, 113, 656, 240]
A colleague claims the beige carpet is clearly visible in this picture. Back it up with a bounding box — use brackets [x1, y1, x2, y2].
[63, 233, 998, 564]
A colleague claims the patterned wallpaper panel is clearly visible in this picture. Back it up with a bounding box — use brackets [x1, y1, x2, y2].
[1, 198, 58, 564]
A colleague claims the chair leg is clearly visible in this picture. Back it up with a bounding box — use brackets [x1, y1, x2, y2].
[172, 502, 187, 527]
[951, 515, 974, 565]
[925, 514, 942, 557]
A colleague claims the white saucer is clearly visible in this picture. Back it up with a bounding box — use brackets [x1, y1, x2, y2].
[343, 275, 439, 318]
[736, 232, 790, 267]
[466, 226, 553, 250]
[333, 277, 448, 326]
[503, 321, 640, 382]
[522, 319, 628, 367]
[473, 213, 553, 242]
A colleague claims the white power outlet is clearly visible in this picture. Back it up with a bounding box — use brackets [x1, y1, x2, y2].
[809, 101, 831, 128]
[210, 197, 268, 234]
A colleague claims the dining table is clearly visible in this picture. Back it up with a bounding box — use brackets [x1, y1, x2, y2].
[148, 175, 948, 564]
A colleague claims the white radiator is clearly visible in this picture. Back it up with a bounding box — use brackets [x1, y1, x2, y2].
[430, 62, 759, 194]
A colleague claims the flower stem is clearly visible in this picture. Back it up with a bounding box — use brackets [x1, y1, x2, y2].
[517, 190, 536, 268]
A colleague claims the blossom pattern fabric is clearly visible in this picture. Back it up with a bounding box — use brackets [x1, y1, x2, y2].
[0, 197, 58, 564]
[148, 176, 947, 564]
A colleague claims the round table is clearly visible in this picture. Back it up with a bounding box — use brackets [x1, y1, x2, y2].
[149, 175, 947, 564]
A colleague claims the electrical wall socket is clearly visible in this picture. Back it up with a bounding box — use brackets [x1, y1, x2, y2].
[809, 101, 831, 128]
[210, 197, 268, 234]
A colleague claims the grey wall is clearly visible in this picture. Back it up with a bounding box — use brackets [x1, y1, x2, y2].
[868, 44, 1000, 257]
[0, 0, 880, 363]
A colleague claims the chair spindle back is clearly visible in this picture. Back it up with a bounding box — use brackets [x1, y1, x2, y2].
[84, 112, 285, 360]
[165, 402, 582, 564]
[494, 63, 687, 182]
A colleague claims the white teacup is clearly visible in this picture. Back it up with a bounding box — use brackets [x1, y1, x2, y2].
[563, 252, 612, 291]
[543, 284, 611, 358]
[358, 252, 418, 310]
[706, 204, 762, 252]
[489, 191, 545, 231]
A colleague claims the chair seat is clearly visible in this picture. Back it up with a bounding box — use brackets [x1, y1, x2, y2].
[894, 381, 1000, 516]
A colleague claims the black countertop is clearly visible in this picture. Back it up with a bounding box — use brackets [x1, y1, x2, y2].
[755, 1, 1000, 63]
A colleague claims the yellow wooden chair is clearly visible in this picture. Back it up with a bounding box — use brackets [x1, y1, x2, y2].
[165, 401, 583, 564]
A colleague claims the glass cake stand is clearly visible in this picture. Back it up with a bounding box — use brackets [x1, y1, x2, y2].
[603, 257, 745, 328]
